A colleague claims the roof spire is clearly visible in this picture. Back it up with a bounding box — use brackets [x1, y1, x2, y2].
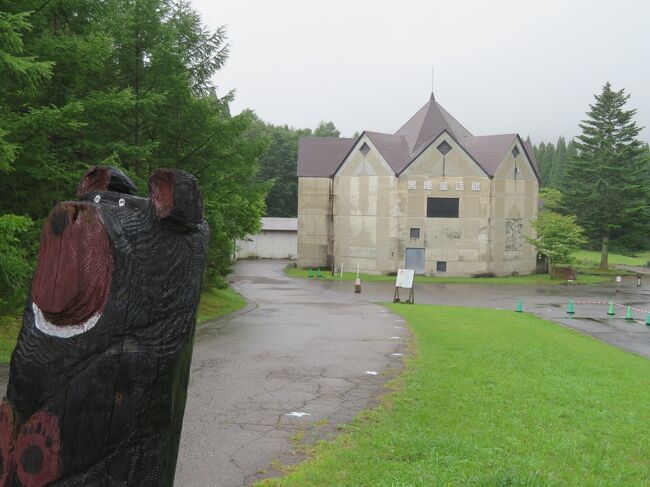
[430, 65, 435, 102]
[429, 91, 435, 102]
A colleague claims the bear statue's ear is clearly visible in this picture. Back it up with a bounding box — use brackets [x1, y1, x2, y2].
[78, 166, 138, 196]
[148, 169, 204, 229]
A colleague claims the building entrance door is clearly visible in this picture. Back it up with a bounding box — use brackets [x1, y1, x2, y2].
[405, 248, 425, 275]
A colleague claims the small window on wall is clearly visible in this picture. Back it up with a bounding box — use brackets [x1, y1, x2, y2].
[427, 197, 459, 218]
[409, 228, 420, 239]
[436, 261, 447, 272]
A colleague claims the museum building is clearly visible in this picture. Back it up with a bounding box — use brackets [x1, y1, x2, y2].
[296, 93, 539, 276]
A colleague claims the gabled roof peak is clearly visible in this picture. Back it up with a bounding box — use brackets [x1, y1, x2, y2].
[394, 95, 472, 152]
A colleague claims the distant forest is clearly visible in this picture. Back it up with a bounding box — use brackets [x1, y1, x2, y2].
[533, 137, 650, 189]
[250, 116, 340, 218]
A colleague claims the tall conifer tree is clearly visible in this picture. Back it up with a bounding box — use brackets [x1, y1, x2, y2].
[541, 143, 555, 185]
[563, 82, 650, 268]
[549, 136, 567, 187]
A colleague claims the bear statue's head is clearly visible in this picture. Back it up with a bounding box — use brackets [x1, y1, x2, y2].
[2, 166, 209, 486]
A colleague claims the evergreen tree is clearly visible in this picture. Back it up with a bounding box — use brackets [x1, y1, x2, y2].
[563, 82, 650, 268]
[0, 0, 269, 285]
[0, 11, 51, 309]
[541, 142, 555, 185]
[548, 136, 567, 187]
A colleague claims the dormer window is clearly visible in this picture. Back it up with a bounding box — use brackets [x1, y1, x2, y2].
[359, 142, 370, 157]
[437, 140, 452, 156]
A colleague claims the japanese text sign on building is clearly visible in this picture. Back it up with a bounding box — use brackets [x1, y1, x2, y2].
[407, 180, 416, 190]
[395, 268, 414, 289]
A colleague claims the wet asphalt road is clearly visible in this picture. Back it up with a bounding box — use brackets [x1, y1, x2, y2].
[337, 273, 650, 359]
[174, 260, 407, 486]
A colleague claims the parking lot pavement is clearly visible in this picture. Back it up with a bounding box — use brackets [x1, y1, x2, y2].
[320, 274, 650, 359]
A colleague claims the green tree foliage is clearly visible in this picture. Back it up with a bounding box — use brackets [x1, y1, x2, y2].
[0, 215, 33, 309]
[538, 187, 563, 211]
[549, 136, 567, 186]
[563, 82, 650, 268]
[533, 138, 577, 189]
[248, 117, 340, 217]
[313, 120, 340, 137]
[0, 1, 268, 289]
[527, 210, 586, 273]
[0, 11, 52, 309]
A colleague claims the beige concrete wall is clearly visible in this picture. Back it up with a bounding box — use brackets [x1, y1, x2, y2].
[333, 135, 398, 274]
[488, 141, 538, 275]
[399, 134, 492, 276]
[297, 177, 332, 268]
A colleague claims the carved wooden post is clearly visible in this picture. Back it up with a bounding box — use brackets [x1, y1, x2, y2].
[1, 166, 208, 486]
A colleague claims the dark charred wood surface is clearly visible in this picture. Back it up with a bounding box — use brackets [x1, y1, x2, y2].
[1, 167, 208, 486]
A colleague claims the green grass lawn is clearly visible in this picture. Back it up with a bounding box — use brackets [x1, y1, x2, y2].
[286, 266, 610, 286]
[0, 314, 21, 364]
[572, 249, 650, 267]
[260, 305, 650, 486]
[196, 286, 247, 323]
[0, 286, 246, 364]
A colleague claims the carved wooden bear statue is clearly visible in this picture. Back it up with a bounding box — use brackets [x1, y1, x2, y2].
[1, 167, 209, 486]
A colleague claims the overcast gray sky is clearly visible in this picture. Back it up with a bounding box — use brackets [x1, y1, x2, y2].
[191, 0, 649, 144]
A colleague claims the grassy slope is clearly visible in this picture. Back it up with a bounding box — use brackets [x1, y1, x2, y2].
[0, 286, 246, 364]
[0, 315, 20, 364]
[286, 267, 609, 285]
[196, 286, 247, 323]
[260, 305, 650, 486]
[573, 249, 650, 267]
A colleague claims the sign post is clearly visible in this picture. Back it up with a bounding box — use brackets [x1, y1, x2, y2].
[393, 268, 415, 304]
[354, 264, 361, 293]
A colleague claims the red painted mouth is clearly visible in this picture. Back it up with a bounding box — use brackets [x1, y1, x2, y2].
[32, 202, 113, 327]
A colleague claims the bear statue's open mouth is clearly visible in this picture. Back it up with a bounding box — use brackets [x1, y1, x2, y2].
[31, 202, 113, 338]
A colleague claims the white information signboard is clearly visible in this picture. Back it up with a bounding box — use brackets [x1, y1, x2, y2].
[395, 268, 414, 289]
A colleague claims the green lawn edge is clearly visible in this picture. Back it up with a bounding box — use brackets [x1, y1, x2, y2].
[286, 266, 611, 286]
[0, 286, 246, 364]
[258, 304, 650, 486]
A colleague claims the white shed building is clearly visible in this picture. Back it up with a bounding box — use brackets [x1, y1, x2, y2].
[235, 217, 297, 260]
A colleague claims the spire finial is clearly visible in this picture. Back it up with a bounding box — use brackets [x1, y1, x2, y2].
[429, 91, 435, 102]
[430, 65, 435, 102]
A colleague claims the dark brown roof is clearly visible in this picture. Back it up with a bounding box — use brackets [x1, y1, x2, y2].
[297, 137, 355, 177]
[365, 131, 411, 173]
[297, 94, 539, 181]
[460, 134, 518, 175]
[394, 94, 472, 152]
